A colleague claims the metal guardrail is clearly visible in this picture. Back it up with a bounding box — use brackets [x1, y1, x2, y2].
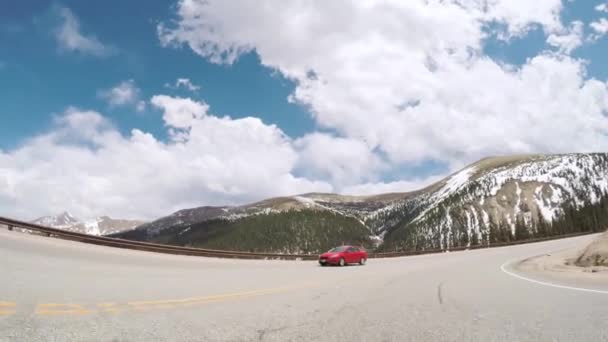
[0, 216, 595, 260]
[0, 216, 319, 260]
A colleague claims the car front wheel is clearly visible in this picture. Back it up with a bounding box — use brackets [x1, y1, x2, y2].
[359, 258, 366, 265]
[339, 258, 345, 267]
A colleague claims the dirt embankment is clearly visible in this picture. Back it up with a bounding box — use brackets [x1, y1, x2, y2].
[513, 233, 608, 286]
[576, 231, 608, 267]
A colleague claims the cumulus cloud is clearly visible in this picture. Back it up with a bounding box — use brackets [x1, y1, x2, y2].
[159, 0, 608, 175]
[178, 78, 200, 91]
[98, 80, 145, 112]
[590, 18, 608, 40]
[596, 3, 608, 13]
[294, 133, 386, 187]
[342, 176, 445, 196]
[547, 20, 584, 53]
[483, 0, 564, 39]
[151, 95, 208, 129]
[55, 7, 114, 57]
[0, 99, 330, 220]
[6, 0, 608, 221]
[164, 78, 201, 92]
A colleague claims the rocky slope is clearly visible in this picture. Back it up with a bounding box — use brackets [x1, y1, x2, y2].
[380, 153, 608, 251]
[576, 231, 608, 267]
[32, 212, 145, 236]
[115, 153, 608, 253]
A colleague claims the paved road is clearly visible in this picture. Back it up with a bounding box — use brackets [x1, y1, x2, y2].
[1, 229, 607, 342]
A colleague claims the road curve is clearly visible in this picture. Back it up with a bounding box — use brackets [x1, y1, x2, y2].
[1, 229, 608, 342]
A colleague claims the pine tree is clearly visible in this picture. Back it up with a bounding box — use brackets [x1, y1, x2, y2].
[471, 231, 480, 246]
[489, 220, 500, 244]
[514, 216, 530, 240]
[501, 220, 514, 242]
[536, 210, 548, 237]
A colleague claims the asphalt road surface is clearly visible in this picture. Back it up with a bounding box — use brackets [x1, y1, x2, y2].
[1, 229, 608, 342]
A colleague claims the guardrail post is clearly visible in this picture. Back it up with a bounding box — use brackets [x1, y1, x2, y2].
[7, 225, 13, 231]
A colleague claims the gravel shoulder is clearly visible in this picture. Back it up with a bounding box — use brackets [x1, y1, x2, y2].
[576, 231, 608, 267]
[513, 232, 608, 288]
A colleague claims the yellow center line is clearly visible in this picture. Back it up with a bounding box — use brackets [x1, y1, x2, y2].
[96, 302, 124, 313]
[126, 285, 305, 306]
[35, 303, 93, 316]
[0, 302, 16, 315]
[31, 281, 323, 317]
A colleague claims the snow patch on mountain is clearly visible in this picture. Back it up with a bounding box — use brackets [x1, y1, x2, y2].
[31, 213, 144, 236]
[394, 153, 608, 250]
[33, 211, 79, 228]
[83, 219, 101, 235]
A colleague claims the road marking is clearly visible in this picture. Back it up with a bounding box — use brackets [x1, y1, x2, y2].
[0, 301, 16, 315]
[35, 303, 94, 316]
[30, 282, 320, 317]
[126, 285, 313, 311]
[96, 303, 123, 314]
[500, 260, 608, 295]
[127, 288, 275, 307]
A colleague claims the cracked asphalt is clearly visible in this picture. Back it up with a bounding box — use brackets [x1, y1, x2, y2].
[1, 229, 608, 341]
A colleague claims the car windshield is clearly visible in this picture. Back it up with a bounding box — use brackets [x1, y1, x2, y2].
[329, 246, 348, 253]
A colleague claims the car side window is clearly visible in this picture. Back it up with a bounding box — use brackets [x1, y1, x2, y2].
[348, 247, 358, 252]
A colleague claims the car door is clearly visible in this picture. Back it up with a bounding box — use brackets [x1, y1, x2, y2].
[358, 247, 366, 261]
[354, 247, 364, 262]
[346, 247, 358, 263]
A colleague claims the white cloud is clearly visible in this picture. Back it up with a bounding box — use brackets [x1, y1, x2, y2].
[164, 78, 202, 92]
[590, 18, 608, 40]
[159, 0, 608, 175]
[136, 101, 146, 112]
[547, 21, 584, 53]
[55, 7, 114, 57]
[6, 0, 608, 221]
[294, 133, 386, 187]
[98, 80, 145, 112]
[0, 100, 330, 220]
[151, 95, 208, 129]
[174, 78, 201, 92]
[342, 176, 445, 196]
[596, 3, 608, 13]
[483, 0, 564, 39]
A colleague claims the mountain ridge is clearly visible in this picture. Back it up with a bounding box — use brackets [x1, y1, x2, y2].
[114, 153, 608, 253]
[32, 212, 145, 236]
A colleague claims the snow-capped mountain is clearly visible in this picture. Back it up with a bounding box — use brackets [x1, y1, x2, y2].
[117, 153, 608, 253]
[32, 211, 80, 228]
[32, 212, 145, 236]
[123, 192, 409, 239]
[378, 153, 608, 251]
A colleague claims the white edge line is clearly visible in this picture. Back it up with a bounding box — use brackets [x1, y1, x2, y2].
[500, 260, 608, 295]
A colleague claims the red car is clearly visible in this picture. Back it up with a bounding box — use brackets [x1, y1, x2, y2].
[318, 245, 367, 266]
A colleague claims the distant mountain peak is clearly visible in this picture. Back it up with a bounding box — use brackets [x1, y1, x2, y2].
[31, 213, 145, 236]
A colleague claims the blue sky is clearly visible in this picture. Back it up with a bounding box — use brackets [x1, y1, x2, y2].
[1, 1, 606, 152]
[484, 2, 608, 79]
[1, 0, 608, 219]
[0, 1, 314, 149]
